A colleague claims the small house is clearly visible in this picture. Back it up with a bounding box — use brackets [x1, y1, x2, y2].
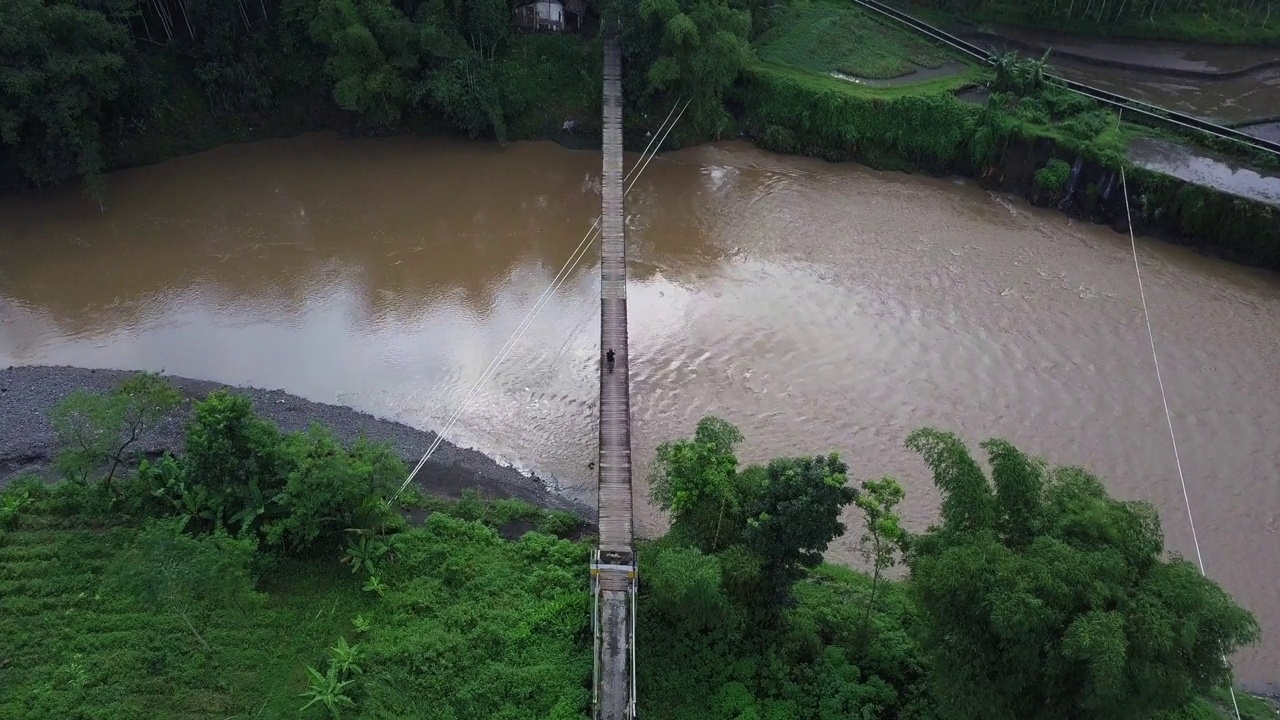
[514, 0, 584, 32]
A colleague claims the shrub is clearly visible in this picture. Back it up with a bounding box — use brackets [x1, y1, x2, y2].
[264, 427, 404, 552]
[1034, 157, 1073, 194]
[50, 372, 181, 489]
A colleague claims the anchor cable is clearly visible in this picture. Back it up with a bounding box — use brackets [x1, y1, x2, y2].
[1119, 167, 1242, 720]
[393, 99, 690, 500]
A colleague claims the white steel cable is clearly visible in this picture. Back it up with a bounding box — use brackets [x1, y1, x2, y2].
[393, 100, 688, 500]
[537, 98, 694, 378]
[400, 102, 684, 485]
[1119, 168, 1242, 720]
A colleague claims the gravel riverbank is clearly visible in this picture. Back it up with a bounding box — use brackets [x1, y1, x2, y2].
[0, 365, 591, 519]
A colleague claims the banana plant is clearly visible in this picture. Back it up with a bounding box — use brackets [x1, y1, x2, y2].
[229, 477, 284, 534]
[299, 663, 355, 718]
[341, 535, 389, 576]
[0, 490, 31, 529]
[329, 637, 363, 676]
[361, 576, 387, 597]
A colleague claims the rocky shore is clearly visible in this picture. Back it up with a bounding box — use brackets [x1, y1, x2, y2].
[0, 365, 591, 519]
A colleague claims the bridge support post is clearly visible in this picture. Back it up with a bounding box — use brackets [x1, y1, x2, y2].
[591, 555, 637, 720]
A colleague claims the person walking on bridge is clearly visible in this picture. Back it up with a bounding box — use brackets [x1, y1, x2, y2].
[606, 348, 616, 373]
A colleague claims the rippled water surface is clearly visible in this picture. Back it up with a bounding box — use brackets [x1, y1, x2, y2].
[2, 133, 1278, 686]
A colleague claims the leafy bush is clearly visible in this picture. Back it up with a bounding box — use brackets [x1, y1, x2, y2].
[122, 390, 406, 556]
[265, 427, 404, 551]
[737, 64, 982, 171]
[905, 428, 1260, 720]
[50, 372, 181, 489]
[1034, 157, 1073, 194]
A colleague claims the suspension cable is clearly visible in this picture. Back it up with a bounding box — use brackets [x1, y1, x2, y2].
[1119, 168, 1242, 720]
[401, 101, 685, 481]
[393, 99, 689, 500]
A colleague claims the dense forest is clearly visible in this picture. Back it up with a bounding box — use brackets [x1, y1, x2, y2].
[0, 375, 1267, 719]
[0, 0, 773, 194]
[4, 0, 1276, 195]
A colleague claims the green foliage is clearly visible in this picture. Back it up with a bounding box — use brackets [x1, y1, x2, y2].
[0, 478, 42, 529]
[1127, 166, 1280, 269]
[265, 427, 403, 551]
[0, 489, 588, 719]
[905, 428, 1260, 720]
[638, 543, 929, 720]
[120, 389, 408, 557]
[988, 50, 1052, 96]
[300, 637, 364, 717]
[650, 416, 746, 552]
[108, 519, 262, 652]
[855, 476, 906, 626]
[177, 0, 277, 117]
[617, 0, 754, 140]
[300, 661, 357, 717]
[652, 417, 858, 605]
[300, 0, 423, 125]
[644, 542, 729, 629]
[4, 402, 1269, 720]
[182, 389, 283, 512]
[755, 1, 951, 80]
[738, 63, 983, 170]
[1035, 157, 1073, 194]
[0, 0, 129, 191]
[356, 513, 591, 718]
[741, 454, 858, 598]
[50, 372, 182, 489]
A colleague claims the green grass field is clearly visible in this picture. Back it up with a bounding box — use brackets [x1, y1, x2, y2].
[755, 1, 959, 80]
[0, 496, 590, 720]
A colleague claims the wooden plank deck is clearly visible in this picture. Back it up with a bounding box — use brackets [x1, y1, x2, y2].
[598, 35, 633, 563]
[595, 35, 636, 720]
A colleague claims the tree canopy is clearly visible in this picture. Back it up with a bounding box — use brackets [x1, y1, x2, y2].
[0, 0, 129, 189]
[905, 428, 1260, 720]
[614, 0, 754, 141]
[3, 399, 1266, 720]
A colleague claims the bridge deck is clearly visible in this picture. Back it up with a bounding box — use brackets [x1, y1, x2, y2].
[598, 36, 633, 561]
[595, 35, 636, 720]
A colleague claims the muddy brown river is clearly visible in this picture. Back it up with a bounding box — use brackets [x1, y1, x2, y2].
[1, 133, 1277, 688]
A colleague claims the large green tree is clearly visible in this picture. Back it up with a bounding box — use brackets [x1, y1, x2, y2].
[905, 428, 1259, 720]
[615, 0, 753, 141]
[741, 454, 858, 601]
[649, 416, 748, 553]
[0, 0, 129, 189]
[300, 0, 423, 125]
[650, 417, 859, 605]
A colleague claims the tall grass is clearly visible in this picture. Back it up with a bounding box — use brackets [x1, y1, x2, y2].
[0, 496, 590, 719]
[754, 2, 956, 80]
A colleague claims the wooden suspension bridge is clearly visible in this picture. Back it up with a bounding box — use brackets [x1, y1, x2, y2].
[591, 33, 638, 720]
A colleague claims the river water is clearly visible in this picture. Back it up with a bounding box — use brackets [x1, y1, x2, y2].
[1, 133, 1277, 687]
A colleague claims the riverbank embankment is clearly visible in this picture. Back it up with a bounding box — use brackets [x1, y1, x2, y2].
[0, 365, 592, 520]
[734, 59, 1280, 273]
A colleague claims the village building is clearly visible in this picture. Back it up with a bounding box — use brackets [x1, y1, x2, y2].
[513, 0, 585, 32]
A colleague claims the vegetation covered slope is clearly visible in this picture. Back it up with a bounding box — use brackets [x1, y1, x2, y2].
[2, 375, 1265, 719]
[755, 1, 955, 80]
